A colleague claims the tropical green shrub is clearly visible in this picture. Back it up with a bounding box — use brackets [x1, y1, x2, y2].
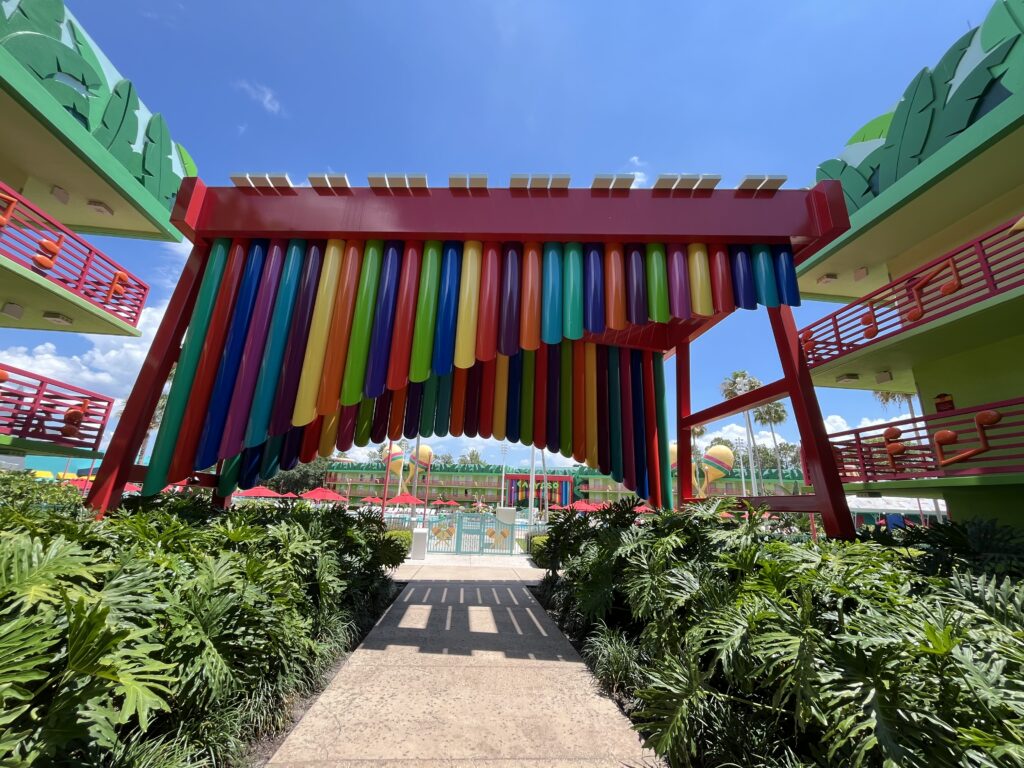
[528, 534, 550, 568]
[539, 497, 1024, 767]
[386, 529, 412, 552]
[0, 471, 400, 766]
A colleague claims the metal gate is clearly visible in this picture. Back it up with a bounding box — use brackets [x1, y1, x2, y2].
[427, 512, 520, 555]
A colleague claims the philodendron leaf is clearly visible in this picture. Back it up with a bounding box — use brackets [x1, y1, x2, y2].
[95, 80, 142, 176]
[1, 31, 103, 129]
[68, 18, 111, 132]
[877, 68, 936, 190]
[927, 35, 1017, 153]
[979, 0, 1024, 96]
[816, 159, 874, 214]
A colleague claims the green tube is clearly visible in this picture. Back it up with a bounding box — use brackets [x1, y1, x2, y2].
[646, 243, 670, 323]
[520, 350, 535, 446]
[340, 239, 383, 405]
[259, 434, 284, 481]
[563, 242, 584, 340]
[433, 372, 452, 437]
[143, 238, 230, 495]
[217, 454, 241, 498]
[419, 376, 438, 437]
[653, 352, 672, 508]
[409, 240, 442, 382]
[607, 347, 623, 483]
[559, 340, 573, 457]
[354, 396, 375, 447]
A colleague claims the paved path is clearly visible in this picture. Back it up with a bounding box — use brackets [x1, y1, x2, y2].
[267, 556, 660, 767]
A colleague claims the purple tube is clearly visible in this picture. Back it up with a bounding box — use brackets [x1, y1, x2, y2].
[625, 244, 648, 324]
[730, 245, 758, 310]
[370, 390, 391, 443]
[336, 404, 358, 452]
[279, 426, 304, 471]
[583, 243, 605, 333]
[498, 243, 521, 356]
[218, 239, 285, 460]
[270, 241, 323, 435]
[666, 243, 691, 320]
[404, 381, 424, 439]
[545, 343, 560, 454]
[464, 363, 482, 438]
[364, 240, 403, 398]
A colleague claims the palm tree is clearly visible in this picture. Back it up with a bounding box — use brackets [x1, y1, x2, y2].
[873, 390, 918, 420]
[753, 401, 787, 493]
[721, 371, 762, 494]
[459, 448, 484, 465]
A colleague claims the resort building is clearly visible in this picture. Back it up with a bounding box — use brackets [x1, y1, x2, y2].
[0, 2, 193, 469]
[797, 5, 1024, 523]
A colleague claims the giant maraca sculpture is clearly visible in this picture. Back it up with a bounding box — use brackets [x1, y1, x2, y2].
[403, 443, 434, 489]
[386, 445, 405, 492]
[699, 445, 735, 496]
[669, 440, 700, 502]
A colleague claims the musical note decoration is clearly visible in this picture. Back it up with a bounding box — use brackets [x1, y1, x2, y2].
[800, 329, 817, 355]
[859, 302, 879, 339]
[906, 257, 961, 322]
[933, 409, 1002, 467]
[105, 270, 128, 302]
[883, 426, 907, 470]
[0, 368, 8, 384]
[33, 233, 66, 270]
[0, 194, 17, 227]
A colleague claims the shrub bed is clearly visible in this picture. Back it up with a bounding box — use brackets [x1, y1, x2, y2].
[537, 497, 1024, 767]
[528, 534, 550, 568]
[0, 472, 405, 766]
[386, 528, 413, 552]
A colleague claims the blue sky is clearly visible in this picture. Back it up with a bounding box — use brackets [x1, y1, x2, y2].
[5, 0, 996, 470]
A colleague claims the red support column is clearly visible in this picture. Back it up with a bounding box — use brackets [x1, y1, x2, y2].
[768, 306, 854, 540]
[675, 342, 692, 508]
[87, 243, 211, 516]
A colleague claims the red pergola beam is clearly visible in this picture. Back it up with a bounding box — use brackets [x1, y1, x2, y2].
[681, 378, 790, 428]
[172, 179, 848, 253]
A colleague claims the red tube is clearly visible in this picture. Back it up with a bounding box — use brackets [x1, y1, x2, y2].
[709, 244, 736, 314]
[476, 241, 501, 362]
[386, 242, 422, 391]
[641, 351, 662, 507]
[300, 415, 322, 464]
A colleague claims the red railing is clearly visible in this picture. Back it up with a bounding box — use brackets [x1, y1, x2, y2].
[829, 397, 1024, 483]
[799, 217, 1024, 367]
[0, 363, 113, 453]
[0, 182, 148, 327]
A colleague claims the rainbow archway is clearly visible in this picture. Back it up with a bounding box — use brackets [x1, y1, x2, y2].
[89, 176, 855, 537]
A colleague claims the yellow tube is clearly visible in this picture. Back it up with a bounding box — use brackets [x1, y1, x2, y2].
[454, 240, 482, 369]
[319, 408, 340, 457]
[687, 243, 714, 317]
[585, 342, 598, 469]
[492, 353, 509, 441]
[292, 239, 344, 426]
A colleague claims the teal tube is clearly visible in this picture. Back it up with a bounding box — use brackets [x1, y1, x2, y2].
[259, 434, 284, 480]
[433, 372, 453, 437]
[653, 353, 672, 508]
[419, 375, 438, 437]
[217, 454, 241, 498]
[752, 244, 780, 308]
[409, 240, 442, 382]
[645, 243, 670, 322]
[341, 240, 383, 405]
[541, 242, 563, 345]
[245, 239, 306, 448]
[563, 242, 584, 340]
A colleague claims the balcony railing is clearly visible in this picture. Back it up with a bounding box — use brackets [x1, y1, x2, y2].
[0, 182, 148, 327]
[829, 397, 1024, 483]
[799, 217, 1024, 367]
[0, 363, 113, 453]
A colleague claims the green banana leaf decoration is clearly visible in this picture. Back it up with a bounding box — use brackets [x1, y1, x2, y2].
[980, 0, 1024, 95]
[68, 18, 110, 131]
[142, 113, 176, 207]
[0, 0, 65, 40]
[95, 80, 143, 177]
[816, 159, 875, 214]
[876, 69, 935, 190]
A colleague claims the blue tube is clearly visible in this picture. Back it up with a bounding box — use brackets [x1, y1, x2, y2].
[238, 444, 264, 490]
[541, 242, 563, 345]
[773, 246, 801, 307]
[259, 433, 284, 480]
[583, 243, 605, 333]
[431, 241, 462, 376]
[195, 240, 268, 471]
[730, 245, 758, 310]
[364, 240, 403, 398]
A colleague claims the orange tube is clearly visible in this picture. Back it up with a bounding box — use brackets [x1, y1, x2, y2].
[572, 340, 587, 463]
[604, 242, 627, 330]
[449, 366, 468, 437]
[520, 241, 542, 350]
[317, 240, 363, 415]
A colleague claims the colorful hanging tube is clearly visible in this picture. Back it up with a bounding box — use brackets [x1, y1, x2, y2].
[709, 244, 735, 314]
[354, 396, 374, 447]
[520, 242, 542, 351]
[298, 417, 320, 464]
[431, 241, 462, 376]
[370, 389, 391, 444]
[386, 242, 421, 392]
[388, 386, 407, 442]
[541, 242, 563, 345]
[584, 343, 598, 469]
[666, 243, 691, 320]
[143, 238, 231, 495]
[730, 245, 757, 310]
[464, 362, 482, 438]
[475, 242, 501, 363]
[563, 242, 584, 340]
[644, 243, 669, 323]
[653, 352, 672, 508]
[559, 340, 572, 458]
[449, 366, 468, 437]
[687, 243, 714, 317]
[293, 238, 344, 425]
[433, 373, 452, 437]
[545, 343, 560, 454]
[519, 350, 535, 446]
[418, 376, 437, 437]
[319, 409, 339, 458]
[641, 351, 661, 508]
[492, 354, 509, 441]
[260, 434, 283, 481]
[194, 239, 268, 471]
[532, 345, 547, 449]
[774, 246, 800, 306]
[595, 345, 610, 475]
[409, 241, 441, 382]
[752, 244, 780, 308]
[618, 348, 636, 491]
[314, 240, 360, 416]
[603, 242, 627, 330]
[583, 243, 605, 333]
[336, 404, 358, 452]
[625, 244, 648, 324]
[340, 240, 383, 406]
[505, 351, 523, 444]
[571, 341, 586, 463]
[478, 359, 496, 439]
[405, 382, 424, 439]
[364, 240, 402, 399]
[630, 349, 649, 500]
[454, 240, 481, 369]
[498, 243, 521, 356]
[607, 347, 623, 483]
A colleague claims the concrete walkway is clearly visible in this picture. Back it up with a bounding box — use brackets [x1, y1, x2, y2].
[267, 555, 660, 767]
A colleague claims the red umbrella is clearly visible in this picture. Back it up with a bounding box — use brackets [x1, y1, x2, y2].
[549, 503, 565, 511]
[301, 487, 347, 502]
[360, 496, 384, 504]
[720, 511, 736, 519]
[124, 483, 142, 493]
[634, 503, 655, 513]
[64, 477, 90, 489]
[432, 499, 449, 506]
[571, 500, 600, 512]
[387, 492, 424, 505]
[281, 492, 299, 499]
[235, 486, 282, 498]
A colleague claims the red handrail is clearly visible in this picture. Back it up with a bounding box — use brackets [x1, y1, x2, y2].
[799, 217, 1024, 367]
[829, 397, 1024, 483]
[0, 363, 113, 452]
[0, 182, 149, 327]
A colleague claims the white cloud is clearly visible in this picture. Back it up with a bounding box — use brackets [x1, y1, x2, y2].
[694, 421, 790, 450]
[235, 80, 284, 116]
[824, 412, 912, 435]
[628, 155, 649, 188]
